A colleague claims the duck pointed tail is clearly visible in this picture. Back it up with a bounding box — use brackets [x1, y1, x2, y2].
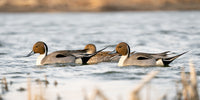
[161, 51, 188, 66]
[81, 46, 108, 64]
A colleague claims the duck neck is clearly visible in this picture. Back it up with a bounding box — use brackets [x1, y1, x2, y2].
[118, 44, 130, 66]
[36, 44, 48, 65]
[36, 53, 46, 65]
[118, 54, 129, 66]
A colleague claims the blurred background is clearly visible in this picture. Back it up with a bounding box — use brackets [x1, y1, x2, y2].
[0, 0, 200, 12]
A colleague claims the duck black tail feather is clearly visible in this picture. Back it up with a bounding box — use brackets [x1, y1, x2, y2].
[81, 46, 108, 64]
[162, 51, 188, 66]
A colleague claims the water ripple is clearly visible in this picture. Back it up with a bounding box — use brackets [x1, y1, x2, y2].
[0, 11, 199, 100]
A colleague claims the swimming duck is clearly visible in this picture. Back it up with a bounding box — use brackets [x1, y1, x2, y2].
[87, 51, 120, 64]
[26, 41, 106, 65]
[85, 44, 171, 64]
[110, 42, 187, 67]
[82, 44, 120, 64]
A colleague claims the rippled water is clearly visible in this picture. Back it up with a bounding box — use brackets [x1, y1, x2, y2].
[0, 11, 200, 100]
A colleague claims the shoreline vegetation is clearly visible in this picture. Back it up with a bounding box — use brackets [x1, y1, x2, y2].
[0, 0, 200, 12]
[1, 61, 199, 100]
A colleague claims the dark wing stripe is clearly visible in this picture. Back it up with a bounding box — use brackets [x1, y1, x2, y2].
[137, 57, 149, 60]
[56, 54, 66, 58]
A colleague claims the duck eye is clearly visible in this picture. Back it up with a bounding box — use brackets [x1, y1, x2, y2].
[118, 46, 122, 48]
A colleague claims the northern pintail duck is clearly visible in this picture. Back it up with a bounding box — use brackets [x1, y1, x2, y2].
[86, 44, 171, 64]
[83, 44, 120, 64]
[111, 42, 187, 67]
[26, 41, 106, 65]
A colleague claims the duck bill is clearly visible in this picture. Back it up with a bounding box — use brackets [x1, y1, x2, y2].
[109, 50, 117, 54]
[26, 50, 35, 57]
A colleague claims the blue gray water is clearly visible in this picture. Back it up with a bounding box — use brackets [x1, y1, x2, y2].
[0, 11, 200, 100]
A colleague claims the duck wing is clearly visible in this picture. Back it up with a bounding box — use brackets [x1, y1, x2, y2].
[149, 51, 170, 58]
[80, 46, 108, 64]
[41, 52, 77, 65]
[132, 51, 170, 59]
[137, 56, 150, 60]
[53, 49, 87, 58]
[125, 53, 156, 66]
[130, 53, 154, 60]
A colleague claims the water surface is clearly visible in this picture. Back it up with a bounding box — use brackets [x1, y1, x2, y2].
[0, 11, 200, 100]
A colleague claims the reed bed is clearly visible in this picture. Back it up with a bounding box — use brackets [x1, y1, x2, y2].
[180, 61, 199, 100]
[0, 62, 199, 100]
[129, 71, 159, 100]
[82, 62, 199, 100]
[0, 95, 2, 100]
[1, 77, 8, 93]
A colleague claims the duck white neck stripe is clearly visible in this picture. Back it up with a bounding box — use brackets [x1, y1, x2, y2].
[36, 44, 48, 65]
[118, 53, 129, 66]
[36, 53, 45, 65]
[118, 45, 130, 66]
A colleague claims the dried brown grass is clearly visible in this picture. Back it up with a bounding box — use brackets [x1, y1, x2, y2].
[27, 77, 46, 100]
[84, 62, 199, 100]
[130, 71, 159, 100]
[34, 80, 45, 100]
[83, 88, 108, 100]
[180, 61, 199, 100]
[1, 62, 199, 100]
[2, 77, 8, 92]
[27, 77, 32, 100]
